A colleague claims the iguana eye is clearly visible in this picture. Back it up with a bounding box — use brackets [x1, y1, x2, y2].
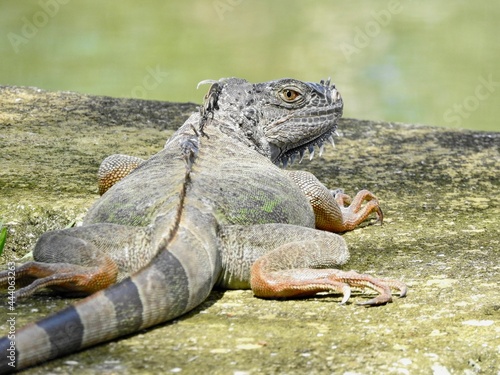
[280, 88, 301, 102]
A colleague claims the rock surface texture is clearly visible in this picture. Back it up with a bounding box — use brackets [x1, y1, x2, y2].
[0, 86, 498, 374]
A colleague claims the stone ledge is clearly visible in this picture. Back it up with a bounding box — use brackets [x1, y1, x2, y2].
[0, 86, 498, 374]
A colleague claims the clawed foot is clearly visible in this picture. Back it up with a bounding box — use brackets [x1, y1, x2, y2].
[333, 189, 383, 231]
[334, 270, 407, 306]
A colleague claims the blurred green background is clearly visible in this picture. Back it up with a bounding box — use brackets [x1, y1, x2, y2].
[1, 0, 499, 131]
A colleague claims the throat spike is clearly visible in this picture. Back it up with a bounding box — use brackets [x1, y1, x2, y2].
[319, 144, 325, 157]
[299, 149, 305, 163]
[328, 135, 336, 148]
[309, 148, 315, 161]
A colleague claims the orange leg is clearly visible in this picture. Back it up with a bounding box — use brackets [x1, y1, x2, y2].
[0, 257, 118, 299]
[286, 170, 382, 232]
[0, 226, 132, 299]
[217, 225, 407, 306]
[250, 242, 406, 306]
[98, 154, 145, 195]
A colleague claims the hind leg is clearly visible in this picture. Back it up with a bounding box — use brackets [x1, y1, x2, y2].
[0, 230, 118, 299]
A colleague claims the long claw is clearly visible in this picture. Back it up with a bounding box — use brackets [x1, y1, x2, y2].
[336, 270, 407, 307]
[397, 284, 408, 298]
[355, 279, 407, 306]
[339, 284, 351, 305]
[356, 296, 393, 307]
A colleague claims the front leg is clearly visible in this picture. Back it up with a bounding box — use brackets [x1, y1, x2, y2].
[286, 170, 383, 232]
[97, 154, 145, 195]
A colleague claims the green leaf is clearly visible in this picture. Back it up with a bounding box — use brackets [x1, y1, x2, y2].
[0, 223, 7, 257]
[65, 219, 77, 228]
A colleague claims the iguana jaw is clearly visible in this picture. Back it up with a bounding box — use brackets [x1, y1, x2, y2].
[270, 126, 339, 167]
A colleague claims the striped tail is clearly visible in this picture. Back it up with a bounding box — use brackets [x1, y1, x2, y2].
[0, 239, 218, 373]
[0, 114, 220, 373]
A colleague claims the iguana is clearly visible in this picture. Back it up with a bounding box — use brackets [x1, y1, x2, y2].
[0, 78, 406, 372]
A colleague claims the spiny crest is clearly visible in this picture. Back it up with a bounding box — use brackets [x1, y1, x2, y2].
[180, 132, 199, 172]
[198, 80, 222, 135]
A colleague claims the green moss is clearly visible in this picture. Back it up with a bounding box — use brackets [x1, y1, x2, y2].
[261, 198, 280, 213]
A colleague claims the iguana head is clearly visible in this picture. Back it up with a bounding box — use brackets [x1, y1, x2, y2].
[198, 77, 343, 167]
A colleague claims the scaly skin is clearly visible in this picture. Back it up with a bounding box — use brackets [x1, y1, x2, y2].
[0, 77, 406, 373]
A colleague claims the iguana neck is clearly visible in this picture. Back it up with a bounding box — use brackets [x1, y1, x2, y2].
[168, 112, 269, 159]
